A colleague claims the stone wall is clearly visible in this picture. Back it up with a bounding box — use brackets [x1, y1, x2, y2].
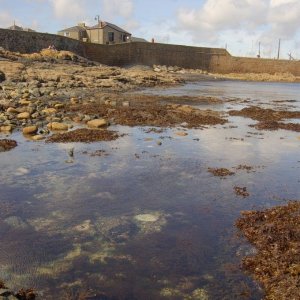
[84, 42, 230, 71]
[210, 55, 300, 76]
[1, 28, 300, 75]
[0, 28, 85, 56]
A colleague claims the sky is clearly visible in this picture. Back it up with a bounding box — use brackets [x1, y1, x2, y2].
[1, 0, 300, 59]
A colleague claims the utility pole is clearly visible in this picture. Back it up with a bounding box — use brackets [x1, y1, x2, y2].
[258, 41, 261, 58]
[277, 38, 281, 60]
[95, 15, 100, 44]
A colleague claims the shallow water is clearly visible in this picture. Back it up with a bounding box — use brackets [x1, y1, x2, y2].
[0, 80, 299, 299]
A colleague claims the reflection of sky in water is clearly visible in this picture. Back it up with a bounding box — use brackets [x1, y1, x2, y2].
[140, 80, 300, 103]
[0, 81, 299, 299]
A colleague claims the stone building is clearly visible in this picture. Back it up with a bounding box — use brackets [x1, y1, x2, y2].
[58, 21, 131, 44]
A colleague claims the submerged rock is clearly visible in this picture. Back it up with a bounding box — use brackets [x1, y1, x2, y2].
[134, 214, 159, 222]
[134, 212, 167, 234]
[4, 216, 29, 230]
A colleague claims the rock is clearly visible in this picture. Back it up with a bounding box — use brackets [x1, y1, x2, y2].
[157, 141, 162, 146]
[17, 112, 30, 119]
[122, 101, 130, 107]
[23, 125, 38, 135]
[6, 107, 18, 113]
[134, 214, 159, 222]
[87, 119, 108, 128]
[0, 125, 12, 132]
[19, 99, 31, 106]
[47, 122, 68, 131]
[175, 131, 188, 136]
[0, 289, 12, 297]
[54, 103, 64, 109]
[42, 108, 57, 115]
[4, 216, 29, 230]
[32, 135, 45, 141]
[191, 288, 209, 300]
[70, 97, 79, 104]
[0, 70, 5, 82]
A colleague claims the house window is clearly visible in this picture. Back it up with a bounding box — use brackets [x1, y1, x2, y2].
[64, 32, 70, 37]
[108, 32, 114, 42]
[123, 35, 127, 42]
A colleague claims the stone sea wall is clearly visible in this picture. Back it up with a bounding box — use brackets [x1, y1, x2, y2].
[0, 28, 85, 56]
[1, 28, 300, 75]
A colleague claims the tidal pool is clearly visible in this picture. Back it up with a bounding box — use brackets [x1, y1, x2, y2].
[0, 80, 299, 299]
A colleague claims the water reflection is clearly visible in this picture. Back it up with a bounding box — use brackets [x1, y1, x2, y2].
[0, 80, 299, 299]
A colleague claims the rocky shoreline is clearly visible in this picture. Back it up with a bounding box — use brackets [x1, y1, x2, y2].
[0, 48, 230, 146]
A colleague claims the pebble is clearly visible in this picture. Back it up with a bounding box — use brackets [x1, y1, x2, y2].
[87, 119, 108, 128]
[0, 125, 12, 132]
[22, 125, 38, 135]
[19, 99, 31, 105]
[6, 107, 18, 113]
[175, 131, 188, 136]
[47, 122, 68, 131]
[42, 108, 57, 115]
[17, 112, 30, 119]
[32, 135, 45, 141]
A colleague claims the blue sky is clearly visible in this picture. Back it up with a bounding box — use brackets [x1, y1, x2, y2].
[1, 0, 300, 59]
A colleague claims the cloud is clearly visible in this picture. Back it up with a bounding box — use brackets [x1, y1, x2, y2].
[175, 0, 300, 57]
[0, 11, 14, 28]
[102, 0, 134, 19]
[49, 0, 87, 19]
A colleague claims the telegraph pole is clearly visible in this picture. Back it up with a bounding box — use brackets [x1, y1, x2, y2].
[277, 38, 281, 60]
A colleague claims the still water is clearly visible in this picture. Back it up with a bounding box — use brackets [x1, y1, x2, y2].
[0, 80, 299, 299]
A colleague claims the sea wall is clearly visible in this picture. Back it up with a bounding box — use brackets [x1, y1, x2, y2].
[84, 42, 229, 70]
[210, 55, 300, 76]
[0, 28, 85, 56]
[1, 28, 300, 75]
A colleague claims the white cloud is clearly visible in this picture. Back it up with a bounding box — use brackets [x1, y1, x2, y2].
[49, 0, 87, 19]
[176, 0, 300, 57]
[0, 11, 14, 28]
[102, 0, 134, 19]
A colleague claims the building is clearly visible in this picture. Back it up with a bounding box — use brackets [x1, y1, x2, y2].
[58, 21, 131, 44]
[7, 22, 35, 32]
[57, 23, 88, 41]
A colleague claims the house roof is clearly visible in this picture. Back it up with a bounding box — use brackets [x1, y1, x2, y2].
[131, 37, 148, 43]
[58, 25, 87, 33]
[89, 22, 131, 35]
